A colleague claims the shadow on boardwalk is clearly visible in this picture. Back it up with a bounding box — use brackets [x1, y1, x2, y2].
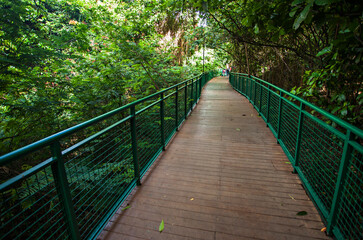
[100, 77, 330, 240]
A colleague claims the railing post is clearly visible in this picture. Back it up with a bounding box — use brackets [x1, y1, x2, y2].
[242, 76, 245, 94]
[253, 79, 257, 105]
[327, 130, 354, 235]
[199, 75, 202, 98]
[276, 91, 284, 143]
[50, 141, 81, 240]
[130, 106, 141, 186]
[239, 76, 242, 92]
[160, 92, 165, 150]
[294, 102, 305, 171]
[248, 76, 252, 103]
[266, 86, 271, 127]
[175, 86, 179, 131]
[258, 84, 262, 114]
[184, 82, 188, 119]
[190, 78, 194, 110]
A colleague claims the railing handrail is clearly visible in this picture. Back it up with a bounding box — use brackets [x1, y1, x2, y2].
[0, 70, 218, 240]
[232, 72, 362, 137]
[0, 73, 205, 165]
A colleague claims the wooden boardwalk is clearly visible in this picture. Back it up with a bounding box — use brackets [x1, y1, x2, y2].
[100, 77, 329, 240]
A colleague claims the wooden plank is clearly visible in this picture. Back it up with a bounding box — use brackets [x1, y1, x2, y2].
[100, 77, 329, 240]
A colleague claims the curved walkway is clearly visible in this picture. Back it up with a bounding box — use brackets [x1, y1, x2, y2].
[100, 77, 329, 240]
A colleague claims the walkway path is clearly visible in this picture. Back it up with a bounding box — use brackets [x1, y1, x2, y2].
[100, 77, 329, 240]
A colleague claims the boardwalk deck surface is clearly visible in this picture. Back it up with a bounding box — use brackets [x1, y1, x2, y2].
[100, 77, 329, 240]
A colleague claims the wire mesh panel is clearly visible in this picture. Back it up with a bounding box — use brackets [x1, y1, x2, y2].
[279, 101, 299, 161]
[0, 163, 68, 240]
[178, 86, 186, 125]
[298, 115, 344, 213]
[136, 104, 162, 172]
[334, 148, 363, 239]
[254, 83, 261, 111]
[164, 94, 176, 143]
[260, 86, 268, 119]
[63, 120, 133, 239]
[269, 92, 280, 134]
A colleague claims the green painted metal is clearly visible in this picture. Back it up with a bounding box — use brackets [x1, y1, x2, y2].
[175, 85, 179, 131]
[160, 92, 166, 151]
[229, 72, 363, 240]
[266, 86, 271, 126]
[326, 131, 354, 234]
[276, 91, 283, 143]
[0, 71, 218, 240]
[50, 142, 81, 240]
[294, 102, 305, 170]
[130, 105, 141, 186]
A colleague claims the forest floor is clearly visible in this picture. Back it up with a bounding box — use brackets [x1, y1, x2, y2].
[99, 77, 330, 240]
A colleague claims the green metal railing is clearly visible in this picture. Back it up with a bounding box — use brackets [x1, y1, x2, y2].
[0, 71, 218, 240]
[230, 72, 362, 240]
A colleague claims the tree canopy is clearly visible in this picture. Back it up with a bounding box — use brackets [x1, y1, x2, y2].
[1, 0, 362, 156]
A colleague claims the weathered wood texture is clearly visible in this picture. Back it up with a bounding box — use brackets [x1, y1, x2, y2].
[99, 77, 329, 240]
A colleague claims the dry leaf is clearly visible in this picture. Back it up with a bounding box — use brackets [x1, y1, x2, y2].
[289, 194, 296, 201]
[321, 227, 326, 232]
[190, 198, 194, 201]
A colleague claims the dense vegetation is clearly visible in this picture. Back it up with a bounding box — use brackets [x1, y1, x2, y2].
[193, 0, 362, 127]
[0, 0, 222, 156]
[1, 0, 362, 157]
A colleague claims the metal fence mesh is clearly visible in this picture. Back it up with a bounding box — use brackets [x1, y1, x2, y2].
[229, 73, 362, 240]
[334, 149, 363, 239]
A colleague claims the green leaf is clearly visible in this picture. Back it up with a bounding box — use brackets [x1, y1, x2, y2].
[159, 219, 164, 232]
[315, 0, 335, 6]
[297, 211, 308, 216]
[121, 206, 131, 211]
[292, 0, 304, 6]
[316, 44, 332, 57]
[293, 3, 313, 30]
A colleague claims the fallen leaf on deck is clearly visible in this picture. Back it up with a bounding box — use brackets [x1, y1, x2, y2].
[159, 219, 164, 233]
[285, 162, 291, 164]
[289, 194, 296, 201]
[297, 211, 308, 216]
[190, 198, 194, 201]
[236, 128, 240, 131]
[321, 227, 326, 232]
[121, 206, 130, 211]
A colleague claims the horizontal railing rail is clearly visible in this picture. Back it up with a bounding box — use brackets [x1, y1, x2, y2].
[230, 72, 362, 240]
[0, 71, 218, 240]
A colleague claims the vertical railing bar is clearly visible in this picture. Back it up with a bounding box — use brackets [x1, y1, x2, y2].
[175, 86, 179, 131]
[326, 130, 354, 235]
[160, 92, 165, 150]
[259, 84, 262, 114]
[50, 141, 81, 240]
[199, 75, 202, 99]
[294, 102, 305, 170]
[190, 78, 194, 110]
[254, 79, 257, 106]
[249, 77, 253, 101]
[277, 91, 283, 142]
[184, 81, 188, 119]
[130, 106, 141, 186]
[266, 86, 271, 127]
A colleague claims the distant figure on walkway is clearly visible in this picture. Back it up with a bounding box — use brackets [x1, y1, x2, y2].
[222, 69, 225, 76]
[226, 68, 229, 76]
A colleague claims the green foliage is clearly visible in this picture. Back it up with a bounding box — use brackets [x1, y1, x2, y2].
[1, 0, 219, 156]
[195, 0, 362, 127]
